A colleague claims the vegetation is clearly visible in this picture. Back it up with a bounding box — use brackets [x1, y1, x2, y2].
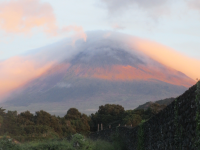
[195, 81, 200, 148]
[0, 136, 21, 150]
[111, 127, 127, 150]
[90, 103, 165, 131]
[0, 102, 166, 141]
[0, 134, 121, 150]
[0, 108, 90, 142]
[0, 99, 171, 149]
[137, 122, 144, 150]
[89, 104, 125, 130]
[174, 99, 183, 150]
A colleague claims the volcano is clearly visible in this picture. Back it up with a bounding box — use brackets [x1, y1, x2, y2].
[1, 31, 195, 115]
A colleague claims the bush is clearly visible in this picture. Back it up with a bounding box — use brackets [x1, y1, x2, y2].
[111, 128, 127, 150]
[0, 136, 21, 150]
[71, 134, 92, 150]
[90, 139, 116, 150]
[0, 134, 124, 150]
[20, 139, 73, 150]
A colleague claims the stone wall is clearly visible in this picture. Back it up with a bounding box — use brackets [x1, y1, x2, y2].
[90, 83, 200, 150]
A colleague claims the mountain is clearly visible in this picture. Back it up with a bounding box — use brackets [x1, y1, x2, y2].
[135, 97, 175, 111]
[155, 97, 175, 105]
[1, 32, 195, 116]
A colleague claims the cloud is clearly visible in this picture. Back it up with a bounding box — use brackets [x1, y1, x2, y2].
[0, 0, 86, 40]
[101, 0, 168, 10]
[103, 32, 111, 38]
[56, 82, 71, 88]
[112, 24, 125, 30]
[127, 37, 200, 80]
[0, 56, 54, 99]
[0, 36, 81, 99]
[78, 31, 199, 81]
[188, 0, 200, 11]
[101, 0, 200, 18]
[100, 0, 172, 17]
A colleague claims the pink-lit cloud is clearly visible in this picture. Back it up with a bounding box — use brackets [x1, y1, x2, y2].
[68, 64, 194, 87]
[0, 0, 86, 40]
[0, 56, 55, 99]
[127, 37, 200, 81]
[112, 24, 125, 30]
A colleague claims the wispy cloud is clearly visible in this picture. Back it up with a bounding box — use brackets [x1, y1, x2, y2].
[188, 0, 200, 11]
[127, 37, 200, 80]
[0, 56, 54, 99]
[0, 0, 86, 40]
[112, 24, 125, 30]
[101, 0, 169, 11]
[100, 0, 200, 22]
[100, 0, 172, 18]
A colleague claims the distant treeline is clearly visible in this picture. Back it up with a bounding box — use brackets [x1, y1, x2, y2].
[0, 102, 168, 142]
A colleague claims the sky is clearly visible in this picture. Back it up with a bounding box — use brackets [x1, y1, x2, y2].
[0, 0, 200, 60]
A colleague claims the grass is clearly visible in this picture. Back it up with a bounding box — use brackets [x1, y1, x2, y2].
[0, 134, 124, 150]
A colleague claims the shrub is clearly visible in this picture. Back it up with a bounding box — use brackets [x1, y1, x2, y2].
[20, 139, 72, 150]
[111, 127, 127, 150]
[0, 136, 20, 150]
[71, 133, 92, 150]
[0, 134, 123, 150]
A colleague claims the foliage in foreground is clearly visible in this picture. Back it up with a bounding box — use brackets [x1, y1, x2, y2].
[111, 127, 127, 150]
[0, 107, 91, 142]
[90, 103, 166, 131]
[0, 102, 167, 141]
[0, 134, 123, 150]
[0, 136, 21, 150]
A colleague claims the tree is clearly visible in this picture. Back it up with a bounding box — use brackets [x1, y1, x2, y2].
[98, 104, 125, 116]
[143, 103, 166, 120]
[49, 115, 62, 135]
[1, 110, 20, 135]
[0, 107, 5, 116]
[64, 108, 90, 134]
[35, 110, 62, 135]
[35, 110, 52, 126]
[90, 104, 125, 130]
[64, 108, 81, 120]
[123, 114, 142, 127]
[0, 107, 5, 128]
[17, 111, 34, 126]
[0, 116, 3, 127]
